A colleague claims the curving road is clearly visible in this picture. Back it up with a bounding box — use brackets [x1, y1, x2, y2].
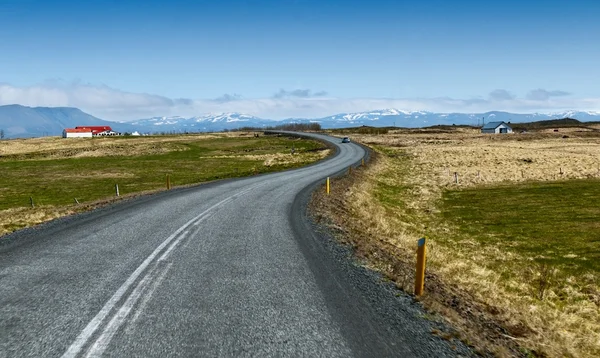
[0, 133, 470, 357]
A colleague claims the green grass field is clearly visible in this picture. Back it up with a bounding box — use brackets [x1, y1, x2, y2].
[441, 179, 600, 274]
[0, 135, 327, 211]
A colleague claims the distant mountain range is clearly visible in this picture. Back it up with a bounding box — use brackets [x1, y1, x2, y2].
[125, 108, 600, 132]
[127, 113, 268, 133]
[1, 104, 600, 138]
[0, 105, 137, 138]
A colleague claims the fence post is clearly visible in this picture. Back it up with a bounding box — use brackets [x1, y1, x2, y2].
[115, 184, 120, 197]
[454, 172, 459, 184]
[414, 237, 427, 296]
[166, 174, 171, 190]
[30, 197, 34, 208]
[326, 177, 330, 195]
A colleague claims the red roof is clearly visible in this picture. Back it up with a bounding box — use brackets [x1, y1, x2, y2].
[64, 128, 92, 133]
[75, 126, 113, 134]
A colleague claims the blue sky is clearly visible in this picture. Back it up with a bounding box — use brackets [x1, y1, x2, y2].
[1, 0, 599, 120]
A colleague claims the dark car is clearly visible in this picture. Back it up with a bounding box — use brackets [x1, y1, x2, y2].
[341, 137, 350, 143]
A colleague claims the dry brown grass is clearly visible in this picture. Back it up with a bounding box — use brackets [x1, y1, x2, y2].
[0, 206, 79, 232]
[313, 129, 600, 357]
[205, 150, 331, 167]
[0, 189, 162, 236]
[0, 133, 231, 159]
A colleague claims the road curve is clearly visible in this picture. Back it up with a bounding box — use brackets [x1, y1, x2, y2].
[0, 133, 470, 357]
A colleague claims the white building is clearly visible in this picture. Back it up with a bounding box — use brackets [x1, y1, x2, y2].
[481, 121, 513, 134]
[95, 130, 120, 136]
[63, 128, 93, 138]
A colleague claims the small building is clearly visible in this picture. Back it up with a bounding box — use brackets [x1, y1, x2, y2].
[95, 129, 120, 136]
[63, 128, 93, 138]
[481, 121, 513, 134]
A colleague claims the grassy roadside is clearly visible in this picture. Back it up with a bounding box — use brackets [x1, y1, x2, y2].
[0, 133, 330, 236]
[311, 129, 600, 357]
[441, 180, 600, 274]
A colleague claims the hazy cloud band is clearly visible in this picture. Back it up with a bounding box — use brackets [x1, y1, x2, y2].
[0, 82, 597, 121]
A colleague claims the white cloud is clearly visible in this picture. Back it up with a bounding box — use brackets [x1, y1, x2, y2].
[526, 88, 571, 101]
[0, 82, 599, 120]
[489, 89, 516, 101]
[272, 88, 328, 99]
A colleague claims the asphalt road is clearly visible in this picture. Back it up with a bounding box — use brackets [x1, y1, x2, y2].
[0, 133, 472, 357]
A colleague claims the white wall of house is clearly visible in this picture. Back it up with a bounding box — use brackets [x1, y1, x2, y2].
[495, 123, 513, 134]
[63, 131, 93, 138]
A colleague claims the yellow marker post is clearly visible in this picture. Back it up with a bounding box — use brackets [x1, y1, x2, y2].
[326, 177, 330, 195]
[414, 237, 427, 296]
[166, 174, 171, 190]
[361, 158, 365, 166]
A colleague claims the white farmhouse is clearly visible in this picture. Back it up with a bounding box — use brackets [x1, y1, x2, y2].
[481, 121, 513, 134]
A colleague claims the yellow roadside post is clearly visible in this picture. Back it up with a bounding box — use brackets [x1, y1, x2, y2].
[166, 174, 171, 190]
[326, 177, 330, 195]
[361, 158, 365, 166]
[414, 237, 427, 296]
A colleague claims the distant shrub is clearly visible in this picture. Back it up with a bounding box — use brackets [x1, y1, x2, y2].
[238, 123, 322, 132]
[355, 126, 389, 134]
[330, 126, 389, 135]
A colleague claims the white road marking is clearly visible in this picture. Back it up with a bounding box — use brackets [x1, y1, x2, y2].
[159, 230, 190, 262]
[84, 267, 153, 358]
[128, 262, 174, 329]
[85, 262, 174, 358]
[62, 183, 263, 358]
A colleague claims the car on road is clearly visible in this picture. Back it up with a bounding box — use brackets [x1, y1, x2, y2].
[341, 137, 350, 143]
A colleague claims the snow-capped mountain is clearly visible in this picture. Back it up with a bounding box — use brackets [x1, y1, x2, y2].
[128, 113, 266, 131]
[308, 109, 600, 128]
[325, 109, 422, 122]
[314, 109, 436, 127]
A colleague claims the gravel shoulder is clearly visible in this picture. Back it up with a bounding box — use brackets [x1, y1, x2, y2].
[294, 174, 478, 357]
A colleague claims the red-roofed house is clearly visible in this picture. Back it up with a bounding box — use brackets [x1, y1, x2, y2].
[75, 126, 118, 136]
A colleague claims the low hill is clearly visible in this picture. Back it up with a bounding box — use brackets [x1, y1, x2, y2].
[509, 118, 600, 132]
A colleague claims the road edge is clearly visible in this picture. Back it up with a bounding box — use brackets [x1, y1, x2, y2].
[288, 160, 477, 357]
